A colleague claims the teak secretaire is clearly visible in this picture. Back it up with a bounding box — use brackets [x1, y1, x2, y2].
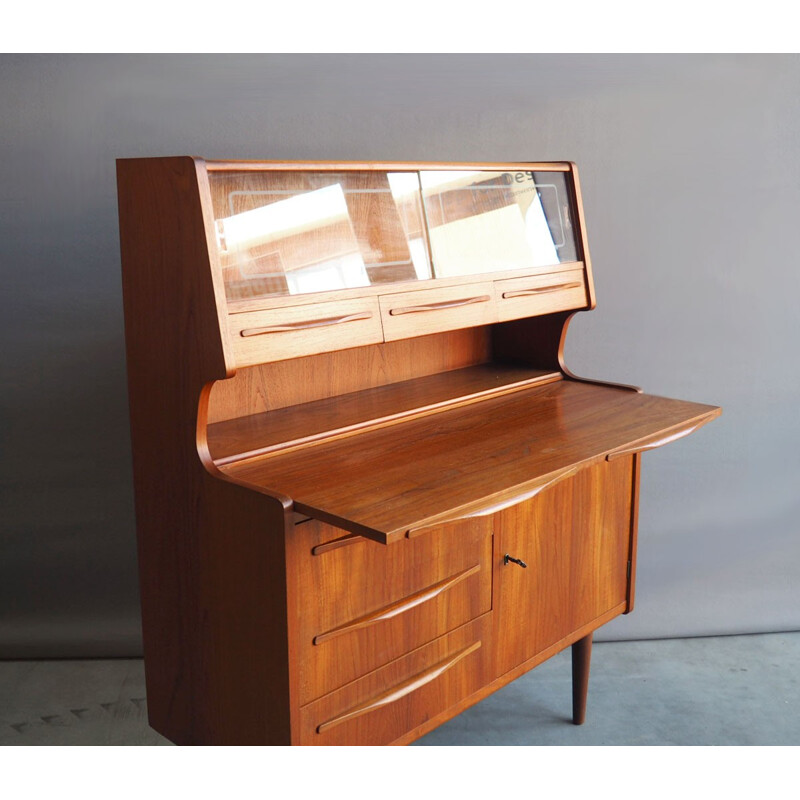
[117, 157, 720, 745]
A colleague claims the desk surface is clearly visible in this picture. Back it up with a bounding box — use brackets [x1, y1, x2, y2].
[222, 378, 720, 543]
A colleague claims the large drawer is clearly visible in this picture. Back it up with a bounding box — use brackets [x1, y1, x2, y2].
[298, 615, 489, 745]
[289, 518, 493, 704]
[379, 282, 496, 342]
[494, 268, 588, 322]
[228, 296, 383, 367]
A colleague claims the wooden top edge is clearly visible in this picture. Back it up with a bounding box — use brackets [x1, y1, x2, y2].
[202, 159, 573, 173]
[116, 155, 203, 166]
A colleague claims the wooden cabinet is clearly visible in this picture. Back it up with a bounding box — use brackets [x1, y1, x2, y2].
[117, 157, 720, 745]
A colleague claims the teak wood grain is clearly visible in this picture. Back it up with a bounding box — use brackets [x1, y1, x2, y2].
[298, 616, 490, 745]
[494, 268, 588, 322]
[379, 282, 496, 341]
[117, 157, 296, 744]
[118, 156, 720, 746]
[222, 380, 720, 543]
[207, 363, 560, 465]
[229, 296, 383, 367]
[493, 458, 632, 676]
[289, 518, 492, 704]
[207, 327, 492, 423]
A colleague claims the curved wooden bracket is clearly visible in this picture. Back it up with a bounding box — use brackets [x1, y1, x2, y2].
[492, 309, 642, 393]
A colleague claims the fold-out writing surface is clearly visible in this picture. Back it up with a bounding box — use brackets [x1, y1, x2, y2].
[221, 380, 720, 544]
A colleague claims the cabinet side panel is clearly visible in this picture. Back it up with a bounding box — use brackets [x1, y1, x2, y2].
[491, 310, 572, 371]
[117, 157, 293, 744]
[625, 453, 642, 613]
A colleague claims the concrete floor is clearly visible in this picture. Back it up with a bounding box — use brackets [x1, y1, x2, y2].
[1, 632, 797, 745]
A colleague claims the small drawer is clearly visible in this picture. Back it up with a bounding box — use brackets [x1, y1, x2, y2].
[494, 268, 588, 322]
[298, 616, 489, 745]
[379, 282, 496, 342]
[289, 518, 493, 705]
[228, 296, 383, 367]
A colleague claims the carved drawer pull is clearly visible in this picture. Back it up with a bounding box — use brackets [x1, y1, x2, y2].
[407, 465, 580, 538]
[311, 533, 367, 556]
[240, 311, 372, 337]
[388, 295, 491, 316]
[316, 641, 481, 734]
[501, 281, 582, 299]
[605, 419, 711, 461]
[313, 564, 481, 645]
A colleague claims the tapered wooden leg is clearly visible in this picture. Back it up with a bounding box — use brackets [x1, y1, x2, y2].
[571, 632, 593, 725]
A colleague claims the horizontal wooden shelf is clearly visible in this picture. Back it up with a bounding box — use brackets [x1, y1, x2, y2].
[207, 363, 561, 465]
[220, 380, 721, 543]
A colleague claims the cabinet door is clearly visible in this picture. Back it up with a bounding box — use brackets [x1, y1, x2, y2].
[494, 457, 634, 676]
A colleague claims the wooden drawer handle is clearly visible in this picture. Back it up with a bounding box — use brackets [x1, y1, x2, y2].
[313, 564, 481, 645]
[407, 465, 580, 538]
[311, 533, 367, 556]
[316, 641, 481, 734]
[502, 281, 582, 299]
[606, 418, 715, 461]
[388, 295, 491, 316]
[240, 311, 372, 337]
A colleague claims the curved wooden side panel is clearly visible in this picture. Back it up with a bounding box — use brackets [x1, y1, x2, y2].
[118, 157, 296, 745]
[492, 309, 642, 392]
[316, 641, 482, 734]
[313, 564, 481, 645]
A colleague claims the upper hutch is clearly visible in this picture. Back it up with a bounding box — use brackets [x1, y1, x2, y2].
[117, 157, 719, 745]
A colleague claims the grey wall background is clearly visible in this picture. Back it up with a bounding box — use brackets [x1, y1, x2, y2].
[1, 54, 798, 658]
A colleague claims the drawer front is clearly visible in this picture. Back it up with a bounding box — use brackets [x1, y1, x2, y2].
[379, 282, 496, 342]
[298, 615, 489, 745]
[228, 296, 383, 367]
[289, 518, 493, 704]
[494, 268, 587, 322]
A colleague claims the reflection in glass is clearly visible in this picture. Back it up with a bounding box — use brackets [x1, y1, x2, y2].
[209, 171, 430, 302]
[420, 171, 578, 278]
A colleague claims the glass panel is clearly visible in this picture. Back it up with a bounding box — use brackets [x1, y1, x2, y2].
[420, 170, 579, 278]
[209, 171, 430, 302]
